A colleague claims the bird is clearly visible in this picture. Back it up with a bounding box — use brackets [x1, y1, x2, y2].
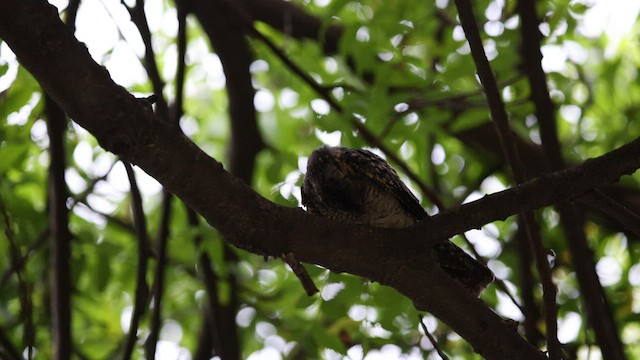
[301, 145, 494, 295]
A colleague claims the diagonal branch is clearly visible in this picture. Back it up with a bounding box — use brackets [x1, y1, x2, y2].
[452, 0, 561, 356]
[244, 0, 343, 54]
[0, 324, 21, 360]
[172, 0, 187, 125]
[516, 1, 626, 358]
[0, 193, 32, 359]
[123, 0, 169, 120]
[2, 1, 639, 357]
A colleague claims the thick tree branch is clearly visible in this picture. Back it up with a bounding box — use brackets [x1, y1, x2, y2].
[1, 1, 638, 357]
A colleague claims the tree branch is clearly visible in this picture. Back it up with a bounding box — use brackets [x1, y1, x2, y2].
[2, 0, 639, 357]
[247, 0, 640, 236]
[452, 1, 561, 356]
[186, 2, 263, 356]
[516, 0, 627, 358]
[514, 217, 544, 346]
[239, 0, 640, 233]
[189, 209, 224, 359]
[172, 0, 187, 126]
[44, 4, 80, 355]
[0, 193, 33, 359]
[187, 0, 264, 182]
[244, 0, 343, 54]
[123, 0, 169, 120]
[122, 162, 151, 360]
[0, 324, 21, 360]
[144, 191, 172, 360]
[237, 8, 445, 209]
[45, 93, 73, 360]
[581, 190, 640, 237]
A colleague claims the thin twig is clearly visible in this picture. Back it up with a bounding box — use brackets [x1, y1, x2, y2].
[452, 0, 561, 357]
[0, 324, 21, 360]
[74, 199, 136, 233]
[123, 0, 169, 120]
[45, 94, 73, 360]
[186, 208, 227, 359]
[580, 190, 640, 238]
[48, 2, 83, 345]
[69, 160, 117, 207]
[172, 0, 187, 126]
[171, 7, 225, 357]
[459, 234, 524, 313]
[0, 228, 49, 291]
[0, 193, 31, 359]
[64, 0, 81, 32]
[180, 234, 239, 359]
[282, 252, 318, 296]
[122, 162, 152, 360]
[418, 315, 449, 360]
[144, 6, 188, 352]
[144, 191, 173, 360]
[515, 217, 544, 346]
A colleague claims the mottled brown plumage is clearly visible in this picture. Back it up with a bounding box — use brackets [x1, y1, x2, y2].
[301, 146, 494, 295]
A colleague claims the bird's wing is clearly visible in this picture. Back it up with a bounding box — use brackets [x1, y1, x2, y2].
[345, 149, 429, 221]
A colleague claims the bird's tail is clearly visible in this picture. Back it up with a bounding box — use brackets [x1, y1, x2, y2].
[432, 241, 495, 296]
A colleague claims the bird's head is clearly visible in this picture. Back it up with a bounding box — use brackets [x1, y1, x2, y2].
[302, 146, 358, 210]
[305, 146, 350, 184]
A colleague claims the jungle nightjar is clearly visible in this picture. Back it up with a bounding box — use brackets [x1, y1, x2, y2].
[301, 146, 494, 295]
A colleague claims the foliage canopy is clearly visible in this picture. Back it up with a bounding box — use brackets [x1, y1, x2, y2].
[1, 0, 640, 359]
